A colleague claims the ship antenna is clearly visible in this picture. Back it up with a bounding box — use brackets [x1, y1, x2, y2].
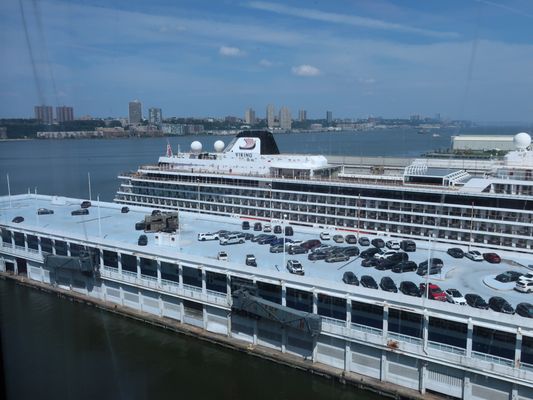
[166, 140, 173, 157]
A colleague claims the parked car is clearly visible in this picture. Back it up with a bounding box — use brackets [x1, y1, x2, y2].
[274, 225, 282, 234]
[288, 246, 307, 255]
[287, 260, 304, 275]
[360, 275, 378, 289]
[516, 303, 533, 318]
[270, 237, 291, 246]
[392, 261, 418, 273]
[488, 297, 515, 314]
[135, 221, 146, 231]
[269, 244, 285, 253]
[257, 235, 277, 245]
[245, 254, 257, 267]
[301, 239, 321, 250]
[37, 208, 54, 215]
[400, 240, 416, 252]
[333, 234, 344, 243]
[244, 233, 255, 241]
[71, 209, 89, 216]
[361, 258, 379, 268]
[345, 234, 357, 244]
[220, 234, 245, 245]
[308, 251, 328, 261]
[12, 216, 24, 223]
[320, 232, 331, 240]
[217, 251, 228, 261]
[515, 280, 533, 293]
[360, 247, 380, 259]
[374, 250, 398, 260]
[416, 264, 442, 276]
[325, 253, 350, 263]
[519, 273, 533, 283]
[342, 246, 360, 257]
[400, 281, 421, 297]
[80, 200, 91, 208]
[465, 250, 483, 261]
[371, 238, 385, 248]
[483, 252, 501, 264]
[358, 237, 370, 246]
[447, 248, 464, 258]
[465, 293, 489, 310]
[121, 206, 129, 213]
[342, 272, 359, 285]
[242, 221, 250, 230]
[374, 258, 397, 271]
[445, 288, 467, 305]
[420, 283, 446, 301]
[198, 232, 218, 241]
[253, 222, 262, 231]
[380, 277, 397, 293]
[263, 224, 272, 233]
[382, 251, 408, 263]
[251, 234, 270, 243]
[418, 258, 444, 269]
[138, 234, 148, 246]
[495, 271, 523, 283]
[284, 226, 294, 236]
[386, 240, 401, 250]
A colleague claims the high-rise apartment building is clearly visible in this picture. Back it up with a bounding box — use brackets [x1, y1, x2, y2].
[34, 105, 54, 124]
[326, 111, 333, 125]
[279, 106, 292, 130]
[244, 108, 256, 125]
[298, 109, 307, 122]
[129, 100, 142, 124]
[148, 107, 163, 127]
[266, 104, 276, 129]
[56, 106, 74, 123]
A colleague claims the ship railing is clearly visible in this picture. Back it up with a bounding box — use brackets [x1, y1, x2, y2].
[427, 341, 466, 356]
[1, 242, 43, 260]
[350, 322, 382, 337]
[471, 351, 514, 367]
[522, 362, 533, 372]
[321, 316, 347, 327]
[388, 332, 423, 346]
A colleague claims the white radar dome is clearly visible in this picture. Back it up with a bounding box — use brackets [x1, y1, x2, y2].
[214, 140, 225, 152]
[514, 132, 531, 150]
[190, 141, 202, 153]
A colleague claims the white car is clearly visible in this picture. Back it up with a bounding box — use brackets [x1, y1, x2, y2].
[219, 234, 245, 245]
[465, 250, 483, 261]
[263, 224, 272, 233]
[515, 280, 533, 293]
[374, 250, 398, 260]
[320, 232, 331, 240]
[217, 251, 228, 261]
[445, 288, 467, 305]
[518, 273, 533, 283]
[287, 259, 304, 275]
[386, 240, 401, 250]
[198, 232, 218, 241]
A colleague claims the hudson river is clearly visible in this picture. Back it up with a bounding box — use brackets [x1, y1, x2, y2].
[0, 127, 526, 399]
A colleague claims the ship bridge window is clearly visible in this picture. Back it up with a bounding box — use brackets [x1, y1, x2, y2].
[27, 235, 38, 250]
[351, 301, 383, 330]
[13, 231, 24, 247]
[230, 276, 253, 293]
[121, 254, 137, 273]
[388, 309, 423, 339]
[472, 326, 515, 360]
[140, 257, 157, 278]
[206, 271, 227, 294]
[522, 336, 533, 365]
[103, 250, 118, 269]
[160, 261, 179, 282]
[317, 294, 346, 321]
[70, 243, 85, 257]
[54, 240, 68, 256]
[257, 281, 282, 304]
[286, 287, 313, 313]
[1, 229, 12, 244]
[428, 317, 467, 349]
[183, 266, 202, 288]
[41, 237, 53, 254]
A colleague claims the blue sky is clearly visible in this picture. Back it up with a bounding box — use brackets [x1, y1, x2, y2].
[1, 0, 533, 121]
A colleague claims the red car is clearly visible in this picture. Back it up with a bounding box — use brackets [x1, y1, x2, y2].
[419, 283, 446, 301]
[483, 252, 501, 264]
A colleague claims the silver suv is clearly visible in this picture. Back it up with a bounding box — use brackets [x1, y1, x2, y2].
[286, 260, 304, 275]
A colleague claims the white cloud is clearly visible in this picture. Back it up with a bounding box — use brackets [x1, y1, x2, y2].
[291, 64, 320, 77]
[259, 59, 273, 67]
[248, 1, 459, 39]
[219, 46, 245, 56]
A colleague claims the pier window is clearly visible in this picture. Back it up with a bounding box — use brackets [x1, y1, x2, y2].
[472, 327, 515, 360]
[182, 266, 202, 288]
[13, 232, 24, 247]
[286, 288, 313, 313]
[206, 271, 227, 294]
[351, 301, 383, 330]
[160, 261, 179, 283]
[522, 336, 533, 366]
[256, 281, 282, 304]
[388, 309, 423, 339]
[54, 240, 68, 256]
[317, 294, 346, 321]
[41, 238, 53, 253]
[121, 254, 137, 273]
[103, 250, 118, 269]
[27, 235, 39, 251]
[428, 317, 467, 349]
[140, 257, 157, 278]
[1, 229, 11, 244]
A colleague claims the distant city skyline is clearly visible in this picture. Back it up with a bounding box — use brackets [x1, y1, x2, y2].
[2, 1, 533, 122]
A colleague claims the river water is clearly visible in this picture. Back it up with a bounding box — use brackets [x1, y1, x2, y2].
[0, 127, 527, 399]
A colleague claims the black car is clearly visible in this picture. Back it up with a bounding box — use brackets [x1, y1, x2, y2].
[360, 275, 378, 289]
[416, 265, 442, 276]
[288, 245, 307, 255]
[37, 208, 54, 215]
[400, 240, 416, 252]
[284, 226, 294, 236]
[385, 252, 409, 263]
[345, 234, 357, 244]
[135, 221, 146, 230]
[495, 271, 523, 283]
[380, 277, 398, 293]
[270, 244, 285, 253]
[253, 222, 262, 231]
[71, 209, 89, 216]
[342, 271, 359, 285]
[488, 297, 515, 314]
[400, 281, 421, 297]
[342, 246, 360, 257]
[361, 258, 379, 268]
[308, 251, 328, 261]
[374, 258, 397, 271]
[121, 206, 130, 213]
[80, 200, 92, 208]
[516, 303, 533, 318]
[12, 216, 24, 223]
[244, 232, 255, 241]
[273, 225, 281, 234]
[465, 293, 489, 309]
[358, 237, 370, 246]
[418, 258, 444, 269]
[392, 261, 418, 273]
[360, 247, 380, 259]
[138, 234, 148, 246]
[251, 234, 269, 242]
[245, 254, 257, 267]
[447, 248, 464, 258]
[242, 221, 250, 230]
[257, 235, 277, 245]
[371, 238, 385, 248]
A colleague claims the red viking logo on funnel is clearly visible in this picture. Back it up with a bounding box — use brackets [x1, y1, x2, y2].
[239, 138, 256, 150]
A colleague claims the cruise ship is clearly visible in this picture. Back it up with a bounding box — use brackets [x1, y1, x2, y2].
[115, 130, 533, 254]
